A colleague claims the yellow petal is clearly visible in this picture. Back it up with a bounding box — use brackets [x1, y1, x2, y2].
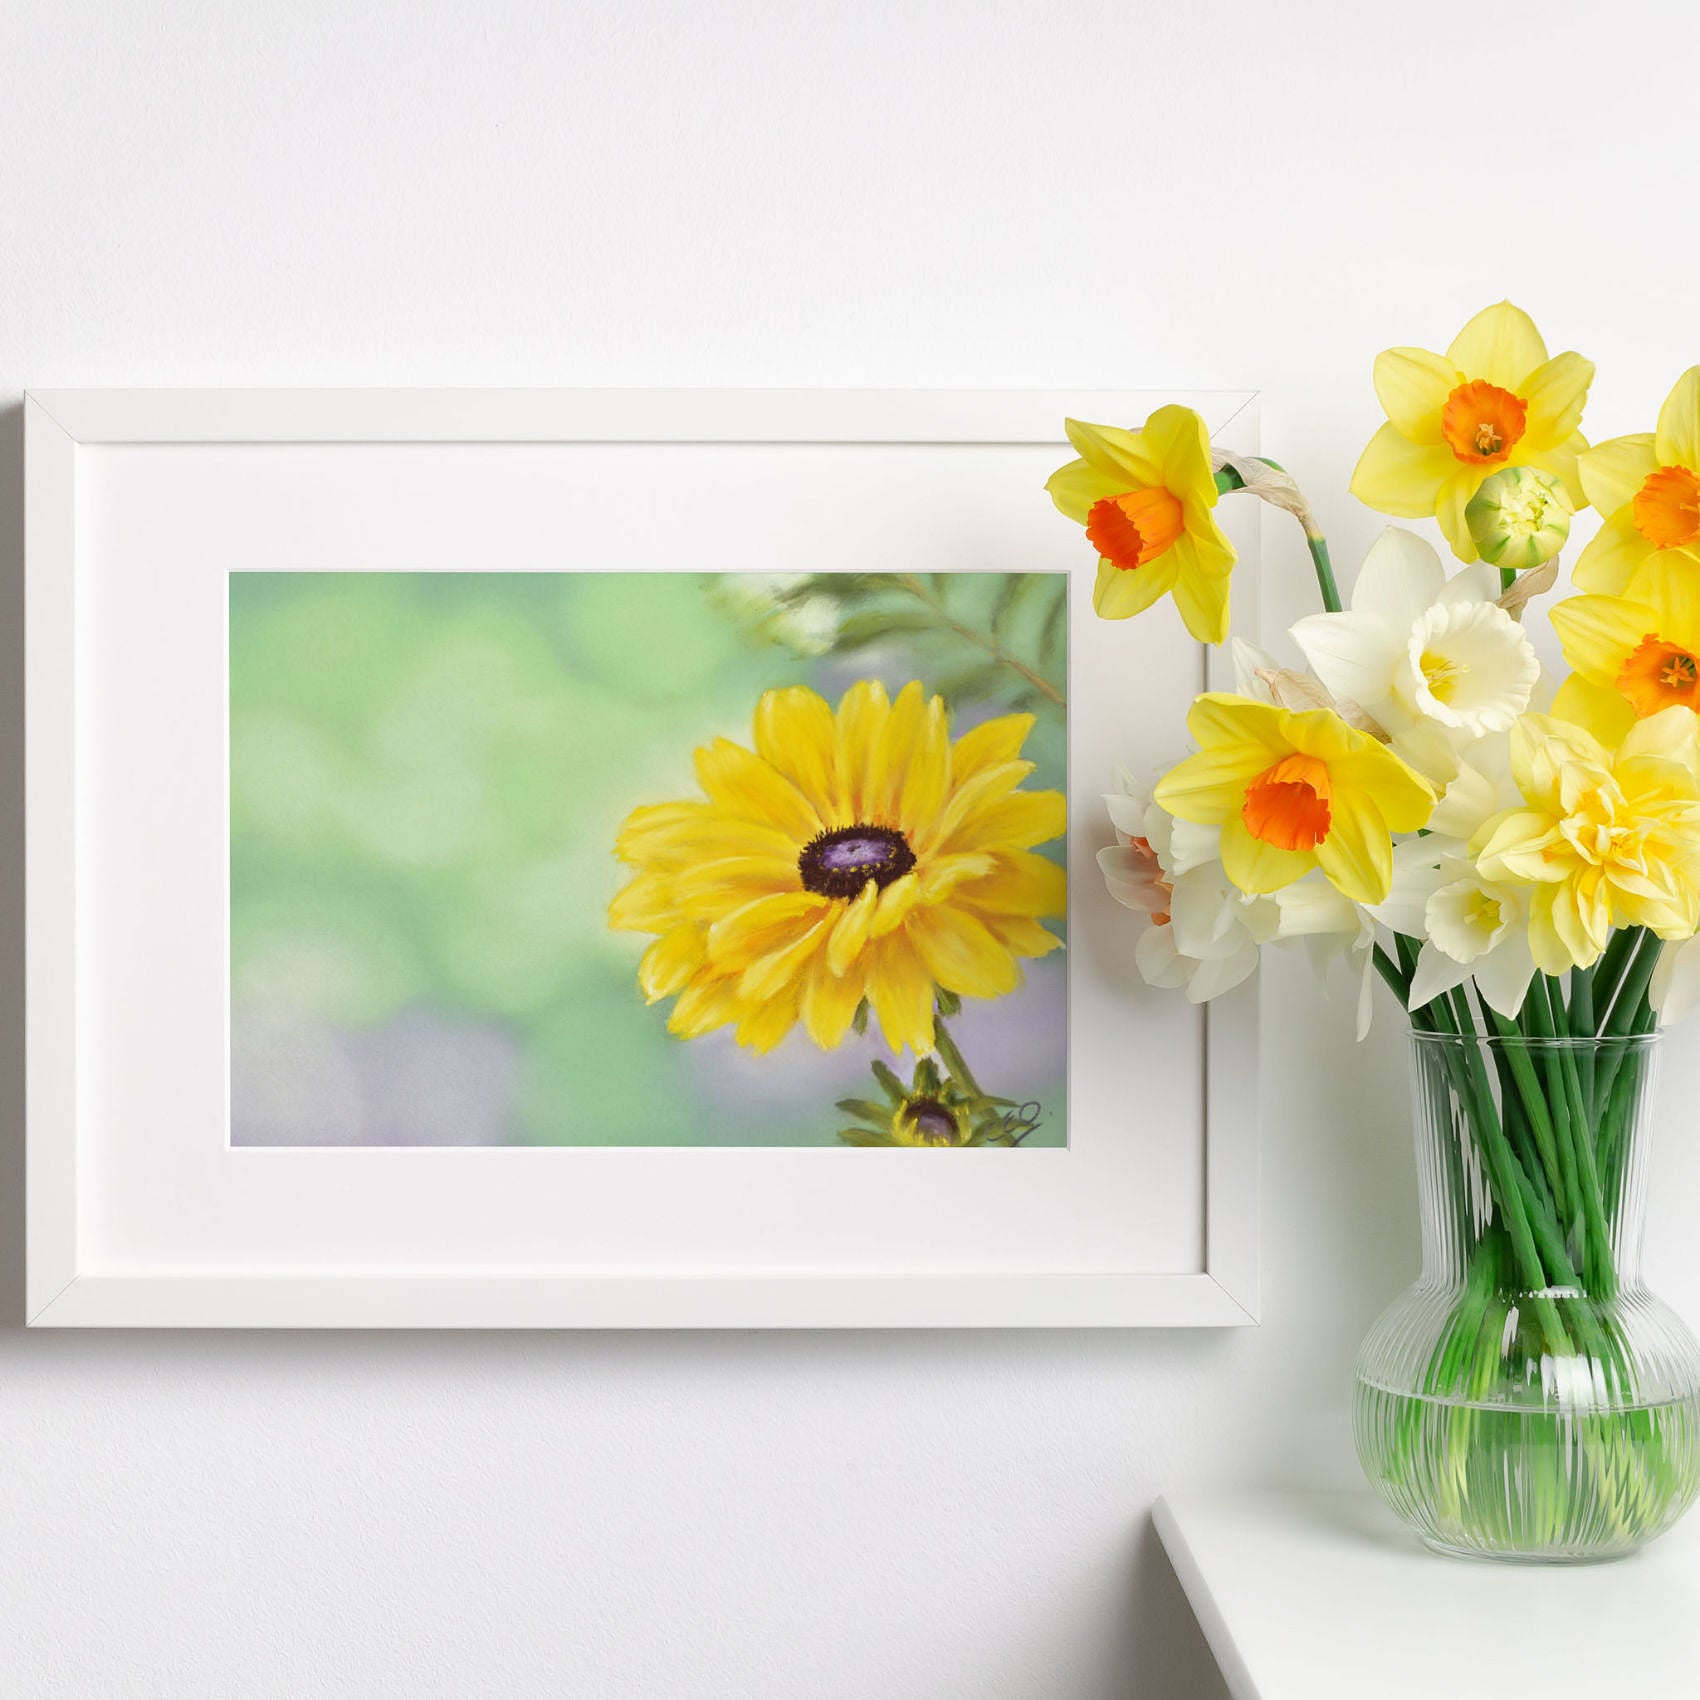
[827, 879, 879, 976]
[866, 933, 936, 1055]
[734, 990, 800, 1054]
[833, 679, 890, 820]
[950, 712, 1035, 785]
[739, 913, 832, 1003]
[1579, 433, 1658, 516]
[1445, 301, 1549, 390]
[1434, 467, 1481, 562]
[897, 690, 951, 837]
[865, 680, 927, 824]
[753, 687, 838, 821]
[869, 871, 921, 937]
[1140, 404, 1217, 504]
[800, 948, 865, 1049]
[1218, 811, 1313, 893]
[615, 802, 713, 868]
[957, 849, 1067, 917]
[1313, 790, 1393, 904]
[943, 787, 1066, 854]
[1550, 593, 1656, 687]
[1063, 418, 1159, 487]
[1327, 744, 1435, 833]
[695, 737, 822, 843]
[985, 916, 1064, 958]
[706, 890, 830, 971]
[1519, 351, 1594, 449]
[1372, 346, 1457, 442]
[1632, 552, 1700, 634]
[1551, 673, 1638, 747]
[1531, 431, 1587, 509]
[668, 972, 741, 1039]
[1182, 506, 1238, 578]
[609, 872, 676, 933]
[921, 760, 1032, 853]
[1093, 553, 1177, 621]
[1045, 456, 1126, 525]
[1573, 507, 1657, 596]
[1169, 550, 1230, 645]
[638, 926, 706, 1001]
[916, 851, 996, 905]
[909, 906, 1021, 998]
[1350, 423, 1454, 518]
[1527, 886, 1580, 975]
[1655, 366, 1700, 471]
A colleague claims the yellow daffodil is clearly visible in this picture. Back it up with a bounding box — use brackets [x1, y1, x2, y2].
[610, 681, 1066, 1057]
[1350, 302, 1593, 562]
[1045, 405, 1236, 643]
[1153, 695, 1435, 905]
[1574, 367, 1700, 604]
[1473, 710, 1700, 971]
[1551, 576, 1700, 747]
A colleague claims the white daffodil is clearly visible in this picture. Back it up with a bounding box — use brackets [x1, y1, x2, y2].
[1272, 874, 1379, 1039]
[1368, 835, 1538, 1019]
[1292, 527, 1540, 782]
[1100, 770, 1277, 1003]
[1651, 935, 1700, 1027]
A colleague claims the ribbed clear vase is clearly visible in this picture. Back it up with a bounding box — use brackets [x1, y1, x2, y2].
[1353, 1030, 1700, 1562]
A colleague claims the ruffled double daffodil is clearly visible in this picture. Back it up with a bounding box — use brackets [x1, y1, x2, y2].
[1154, 695, 1435, 905]
[1045, 406, 1237, 643]
[1351, 302, 1593, 562]
[1473, 710, 1700, 971]
[1574, 367, 1700, 603]
[1551, 574, 1700, 746]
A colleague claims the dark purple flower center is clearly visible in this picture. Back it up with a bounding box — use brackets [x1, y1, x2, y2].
[901, 1097, 962, 1145]
[798, 823, 917, 900]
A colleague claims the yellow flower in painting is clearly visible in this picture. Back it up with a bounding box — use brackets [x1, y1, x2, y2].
[1473, 710, 1700, 971]
[610, 681, 1065, 1057]
[1350, 302, 1593, 562]
[1045, 405, 1237, 643]
[1153, 695, 1434, 905]
[1550, 577, 1700, 747]
[1573, 368, 1700, 604]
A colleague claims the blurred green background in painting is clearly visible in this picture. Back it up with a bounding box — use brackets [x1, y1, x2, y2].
[229, 571, 1068, 1146]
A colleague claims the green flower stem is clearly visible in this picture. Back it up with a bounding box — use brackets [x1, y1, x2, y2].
[1592, 926, 1646, 1034]
[932, 1015, 986, 1103]
[1593, 931, 1663, 1120]
[1527, 979, 1584, 1249]
[1482, 1003, 1566, 1218]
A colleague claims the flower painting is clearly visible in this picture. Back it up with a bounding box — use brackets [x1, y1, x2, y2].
[230, 570, 1068, 1147]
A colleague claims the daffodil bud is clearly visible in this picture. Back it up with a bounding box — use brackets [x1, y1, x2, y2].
[1465, 466, 1573, 571]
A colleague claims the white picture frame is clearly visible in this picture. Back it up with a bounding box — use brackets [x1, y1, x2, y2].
[25, 388, 1261, 1328]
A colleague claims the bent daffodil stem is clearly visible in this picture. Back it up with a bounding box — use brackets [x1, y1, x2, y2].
[1213, 456, 1342, 615]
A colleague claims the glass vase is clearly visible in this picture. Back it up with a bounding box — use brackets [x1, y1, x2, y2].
[1353, 1030, 1700, 1562]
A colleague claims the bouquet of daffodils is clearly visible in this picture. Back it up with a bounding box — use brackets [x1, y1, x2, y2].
[1063, 301, 1700, 1058]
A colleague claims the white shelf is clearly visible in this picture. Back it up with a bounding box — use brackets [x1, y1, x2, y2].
[1154, 1491, 1700, 1699]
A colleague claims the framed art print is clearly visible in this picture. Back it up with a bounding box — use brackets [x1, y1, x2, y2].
[25, 389, 1261, 1327]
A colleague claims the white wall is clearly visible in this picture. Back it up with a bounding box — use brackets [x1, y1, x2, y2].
[2, 2, 1697, 1695]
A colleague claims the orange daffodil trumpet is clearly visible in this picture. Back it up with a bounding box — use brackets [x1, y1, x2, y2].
[1351, 302, 1593, 563]
[1154, 696, 1435, 906]
[1046, 406, 1237, 642]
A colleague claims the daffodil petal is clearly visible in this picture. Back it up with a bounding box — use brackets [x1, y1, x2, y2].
[1655, 367, 1700, 470]
[1169, 547, 1230, 644]
[1445, 301, 1549, 391]
[1579, 433, 1658, 516]
[1312, 791, 1393, 904]
[1550, 673, 1637, 748]
[1519, 351, 1594, 449]
[1093, 554, 1177, 621]
[1218, 811, 1313, 894]
[1434, 468, 1481, 562]
[1064, 417, 1158, 486]
[1141, 404, 1216, 502]
[1573, 507, 1657, 596]
[1550, 593, 1656, 687]
[1045, 457, 1126, 524]
[1373, 347, 1457, 442]
[1350, 423, 1454, 518]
